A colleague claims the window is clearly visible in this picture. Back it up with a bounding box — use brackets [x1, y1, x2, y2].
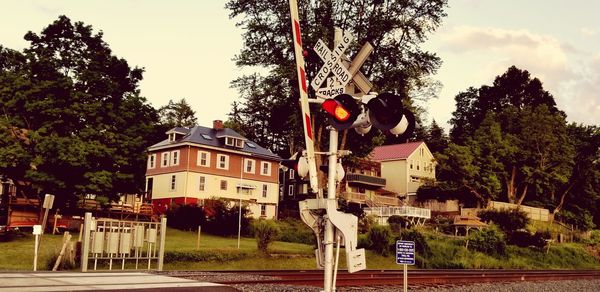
[171, 150, 180, 166]
[416, 161, 420, 171]
[199, 176, 205, 191]
[260, 204, 266, 216]
[217, 154, 229, 170]
[409, 160, 413, 169]
[147, 154, 156, 169]
[420, 148, 424, 156]
[170, 175, 176, 191]
[201, 134, 212, 140]
[261, 161, 271, 176]
[161, 152, 170, 167]
[246, 142, 256, 148]
[197, 151, 210, 167]
[410, 176, 420, 183]
[225, 137, 234, 146]
[262, 185, 268, 198]
[235, 139, 244, 148]
[220, 180, 227, 190]
[289, 169, 295, 179]
[429, 163, 433, 173]
[245, 159, 256, 174]
[288, 185, 294, 196]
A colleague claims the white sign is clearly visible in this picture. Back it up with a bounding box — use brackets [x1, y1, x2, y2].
[311, 31, 354, 90]
[33, 224, 42, 235]
[316, 85, 345, 99]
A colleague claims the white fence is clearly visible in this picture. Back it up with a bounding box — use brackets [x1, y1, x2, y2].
[462, 201, 550, 222]
[81, 212, 166, 272]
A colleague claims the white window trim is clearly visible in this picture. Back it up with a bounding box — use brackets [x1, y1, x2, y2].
[161, 152, 170, 167]
[171, 150, 180, 166]
[235, 139, 244, 148]
[199, 176, 206, 191]
[245, 159, 256, 174]
[217, 154, 229, 170]
[148, 154, 156, 169]
[260, 161, 271, 176]
[220, 180, 227, 190]
[197, 151, 211, 167]
[289, 169, 295, 179]
[170, 175, 177, 191]
[260, 204, 266, 216]
[262, 184, 268, 198]
[288, 185, 294, 196]
[225, 137, 234, 146]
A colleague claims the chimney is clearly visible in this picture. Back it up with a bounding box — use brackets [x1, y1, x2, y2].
[213, 120, 223, 130]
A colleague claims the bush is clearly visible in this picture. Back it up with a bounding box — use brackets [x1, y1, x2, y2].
[203, 198, 251, 236]
[388, 215, 408, 233]
[359, 215, 377, 234]
[367, 225, 393, 256]
[509, 229, 552, 249]
[274, 218, 315, 245]
[253, 220, 280, 253]
[166, 204, 205, 231]
[432, 216, 454, 234]
[477, 209, 529, 233]
[394, 229, 431, 258]
[357, 233, 370, 249]
[468, 226, 506, 256]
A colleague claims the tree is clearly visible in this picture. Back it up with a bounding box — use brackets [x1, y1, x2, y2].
[226, 0, 448, 167]
[425, 119, 448, 155]
[442, 67, 574, 206]
[158, 98, 198, 129]
[0, 16, 158, 206]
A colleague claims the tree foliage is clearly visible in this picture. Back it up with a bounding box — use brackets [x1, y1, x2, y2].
[440, 66, 575, 206]
[0, 16, 158, 206]
[158, 98, 198, 129]
[226, 0, 448, 162]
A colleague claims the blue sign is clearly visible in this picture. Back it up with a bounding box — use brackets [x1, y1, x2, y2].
[396, 240, 415, 265]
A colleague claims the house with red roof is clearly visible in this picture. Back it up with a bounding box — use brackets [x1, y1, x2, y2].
[145, 120, 281, 219]
[371, 141, 436, 202]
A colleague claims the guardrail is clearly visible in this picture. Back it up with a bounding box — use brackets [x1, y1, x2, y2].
[340, 192, 401, 206]
[364, 206, 431, 219]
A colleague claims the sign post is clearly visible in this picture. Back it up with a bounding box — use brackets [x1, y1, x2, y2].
[32, 224, 42, 271]
[396, 240, 415, 292]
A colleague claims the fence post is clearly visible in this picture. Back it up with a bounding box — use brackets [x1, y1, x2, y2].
[157, 216, 167, 271]
[81, 212, 92, 272]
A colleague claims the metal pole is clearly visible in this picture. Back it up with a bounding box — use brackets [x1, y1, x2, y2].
[81, 212, 92, 272]
[324, 127, 339, 292]
[238, 158, 244, 249]
[403, 264, 408, 292]
[157, 216, 167, 271]
[33, 234, 39, 271]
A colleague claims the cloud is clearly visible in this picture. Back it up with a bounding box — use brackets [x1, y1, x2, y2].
[581, 27, 598, 37]
[433, 25, 599, 126]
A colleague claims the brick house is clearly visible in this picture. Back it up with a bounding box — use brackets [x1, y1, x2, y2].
[145, 120, 281, 219]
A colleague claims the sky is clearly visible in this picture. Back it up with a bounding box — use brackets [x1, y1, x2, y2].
[1, 0, 599, 131]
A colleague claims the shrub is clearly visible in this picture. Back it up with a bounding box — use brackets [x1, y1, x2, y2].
[203, 198, 251, 236]
[253, 220, 280, 253]
[166, 204, 205, 231]
[275, 218, 315, 245]
[432, 216, 454, 234]
[508, 229, 551, 249]
[388, 215, 408, 233]
[367, 225, 393, 256]
[359, 214, 377, 234]
[477, 209, 529, 233]
[394, 229, 431, 257]
[468, 226, 506, 256]
[357, 233, 370, 249]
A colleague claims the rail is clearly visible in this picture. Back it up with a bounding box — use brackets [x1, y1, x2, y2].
[364, 206, 431, 219]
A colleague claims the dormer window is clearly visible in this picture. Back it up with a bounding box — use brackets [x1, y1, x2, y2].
[223, 136, 245, 148]
[225, 137, 234, 146]
[169, 133, 175, 142]
[235, 139, 244, 148]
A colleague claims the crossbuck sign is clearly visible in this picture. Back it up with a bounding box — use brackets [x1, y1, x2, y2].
[311, 31, 354, 91]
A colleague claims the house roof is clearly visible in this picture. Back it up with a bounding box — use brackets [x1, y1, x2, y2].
[149, 126, 281, 161]
[371, 141, 424, 161]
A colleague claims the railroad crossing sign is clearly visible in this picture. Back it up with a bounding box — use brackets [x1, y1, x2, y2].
[311, 32, 374, 98]
[311, 32, 354, 91]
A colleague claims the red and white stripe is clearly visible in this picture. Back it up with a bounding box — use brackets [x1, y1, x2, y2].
[289, 0, 319, 194]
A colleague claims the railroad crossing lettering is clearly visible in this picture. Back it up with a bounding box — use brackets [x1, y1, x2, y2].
[311, 31, 354, 91]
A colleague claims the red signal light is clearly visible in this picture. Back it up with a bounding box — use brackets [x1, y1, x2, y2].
[322, 99, 350, 122]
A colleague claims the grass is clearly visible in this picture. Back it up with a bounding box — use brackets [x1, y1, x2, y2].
[2, 227, 600, 271]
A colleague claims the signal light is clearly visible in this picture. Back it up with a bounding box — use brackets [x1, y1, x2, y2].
[366, 92, 415, 139]
[322, 94, 360, 130]
[280, 151, 309, 178]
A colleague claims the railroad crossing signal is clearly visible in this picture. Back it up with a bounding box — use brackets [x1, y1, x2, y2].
[311, 37, 374, 98]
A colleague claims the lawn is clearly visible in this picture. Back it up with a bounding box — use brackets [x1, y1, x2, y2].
[0, 228, 403, 271]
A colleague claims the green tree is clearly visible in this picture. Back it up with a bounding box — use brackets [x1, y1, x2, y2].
[442, 67, 575, 206]
[226, 0, 448, 164]
[425, 119, 448, 155]
[0, 16, 158, 206]
[158, 98, 198, 129]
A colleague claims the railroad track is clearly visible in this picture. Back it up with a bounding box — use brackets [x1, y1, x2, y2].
[164, 269, 600, 288]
